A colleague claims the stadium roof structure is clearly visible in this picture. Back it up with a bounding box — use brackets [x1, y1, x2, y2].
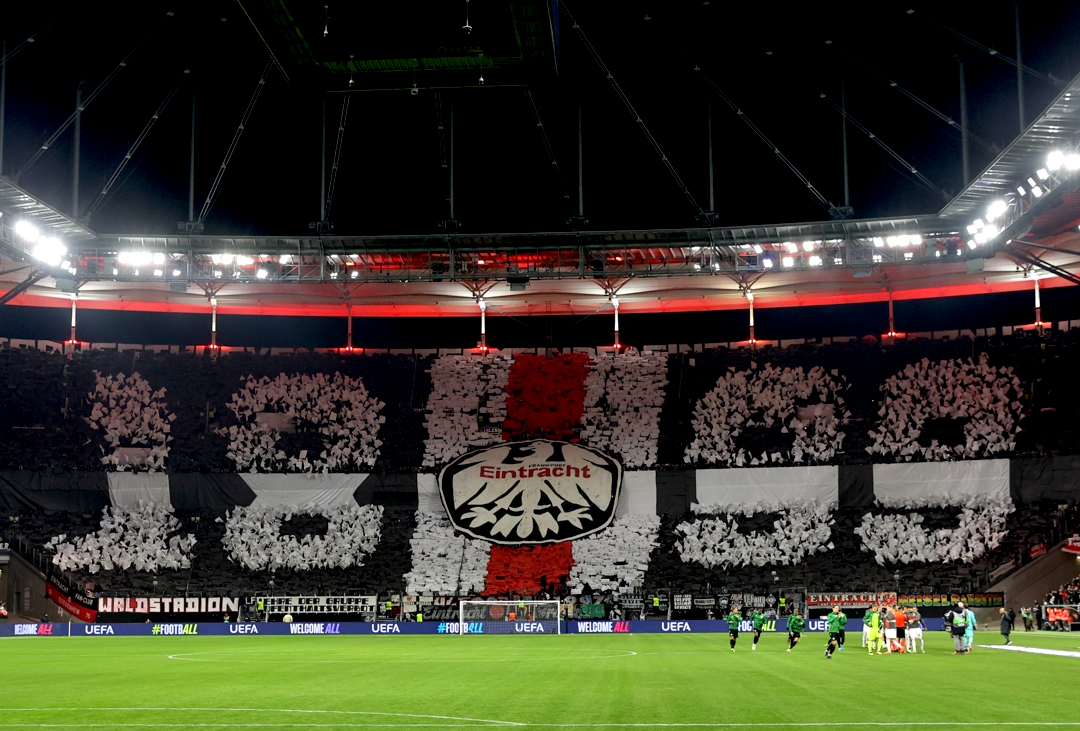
[237, 0, 559, 91]
[1, 2, 1079, 321]
[941, 70, 1080, 220]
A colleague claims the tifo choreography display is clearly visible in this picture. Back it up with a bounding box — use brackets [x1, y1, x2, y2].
[0, 339, 1077, 636]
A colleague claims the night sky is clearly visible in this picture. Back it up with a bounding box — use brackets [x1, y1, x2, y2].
[3, 0, 1080, 236]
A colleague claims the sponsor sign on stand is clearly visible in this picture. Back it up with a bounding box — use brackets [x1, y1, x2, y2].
[439, 440, 622, 545]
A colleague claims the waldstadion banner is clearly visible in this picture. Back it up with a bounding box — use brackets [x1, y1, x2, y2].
[97, 596, 241, 615]
[0, 618, 948, 637]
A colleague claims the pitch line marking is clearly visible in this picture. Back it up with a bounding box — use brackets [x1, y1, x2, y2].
[165, 651, 637, 663]
[976, 644, 1080, 658]
[8, 723, 1080, 728]
[6, 714, 1080, 728]
[0, 710, 522, 726]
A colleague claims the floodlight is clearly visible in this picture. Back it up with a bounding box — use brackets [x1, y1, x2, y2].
[31, 237, 66, 267]
[809, 255, 822, 266]
[967, 240, 977, 249]
[1067, 154, 1080, 170]
[762, 258, 774, 268]
[1037, 168, 1049, 180]
[872, 237, 885, 247]
[153, 270, 163, 277]
[351, 270, 359, 279]
[256, 269, 268, 279]
[172, 269, 182, 277]
[214, 270, 223, 278]
[872, 254, 883, 262]
[972, 219, 984, 230]
[834, 257, 843, 265]
[974, 232, 988, 245]
[986, 200, 1007, 221]
[903, 252, 913, 260]
[1017, 186, 1027, 196]
[236, 255, 254, 266]
[802, 241, 815, 251]
[152, 253, 165, 265]
[118, 252, 153, 266]
[15, 220, 39, 241]
[984, 224, 999, 237]
[783, 242, 798, 253]
[1031, 185, 1043, 198]
[1027, 177, 1037, 187]
[752, 244, 763, 254]
[693, 263, 701, 270]
[1047, 151, 1064, 171]
[781, 256, 794, 267]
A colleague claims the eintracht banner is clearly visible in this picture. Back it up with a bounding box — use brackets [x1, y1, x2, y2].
[806, 592, 897, 608]
[438, 440, 622, 545]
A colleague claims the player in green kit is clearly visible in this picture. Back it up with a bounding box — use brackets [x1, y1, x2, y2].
[824, 605, 844, 659]
[751, 609, 767, 650]
[726, 607, 742, 652]
[837, 608, 848, 651]
[786, 610, 805, 652]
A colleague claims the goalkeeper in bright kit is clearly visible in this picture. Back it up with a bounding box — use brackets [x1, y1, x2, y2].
[863, 604, 885, 655]
[824, 606, 845, 659]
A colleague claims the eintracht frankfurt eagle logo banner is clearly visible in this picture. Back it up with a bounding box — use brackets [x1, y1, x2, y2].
[438, 440, 622, 545]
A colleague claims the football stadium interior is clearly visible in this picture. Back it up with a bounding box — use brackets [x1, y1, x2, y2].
[2, 2, 1080, 729]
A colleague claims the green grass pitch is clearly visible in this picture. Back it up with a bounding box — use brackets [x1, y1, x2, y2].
[2, 630, 1079, 729]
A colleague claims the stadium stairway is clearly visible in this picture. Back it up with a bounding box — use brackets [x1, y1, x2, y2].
[982, 537, 1080, 623]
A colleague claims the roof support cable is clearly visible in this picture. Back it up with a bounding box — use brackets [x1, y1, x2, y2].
[644, 17, 834, 213]
[82, 69, 190, 223]
[561, 2, 704, 218]
[814, 89, 948, 200]
[523, 89, 574, 222]
[1010, 250, 1080, 286]
[904, 8, 1062, 88]
[828, 44, 998, 153]
[324, 94, 350, 221]
[198, 58, 273, 224]
[434, 92, 453, 223]
[1, 7, 73, 64]
[16, 10, 175, 181]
